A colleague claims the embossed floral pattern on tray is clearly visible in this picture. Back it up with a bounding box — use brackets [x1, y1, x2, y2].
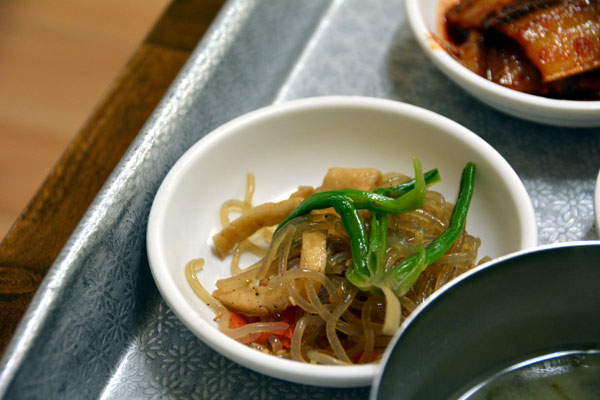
[1, 0, 598, 399]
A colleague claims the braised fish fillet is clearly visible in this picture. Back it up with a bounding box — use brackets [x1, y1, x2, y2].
[491, 0, 600, 82]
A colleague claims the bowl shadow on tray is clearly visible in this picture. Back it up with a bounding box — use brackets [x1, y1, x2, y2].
[125, 293, 372, 399]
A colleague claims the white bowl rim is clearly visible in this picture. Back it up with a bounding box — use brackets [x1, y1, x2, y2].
[370, 240, 600, 399]
[404, 0, 600, 115]
[147, 95, 538, 387]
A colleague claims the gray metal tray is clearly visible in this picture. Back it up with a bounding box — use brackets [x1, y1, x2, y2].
[1, 0, 598, 398]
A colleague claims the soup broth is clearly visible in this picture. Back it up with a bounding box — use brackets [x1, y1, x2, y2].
[456, 350, 600, 400]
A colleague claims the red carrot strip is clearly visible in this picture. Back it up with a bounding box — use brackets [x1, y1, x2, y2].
[229, 310, 248, 328]
[228, 307, 302, 347]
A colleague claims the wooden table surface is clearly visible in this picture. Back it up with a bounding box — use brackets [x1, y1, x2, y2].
[0, 0, 225, 358]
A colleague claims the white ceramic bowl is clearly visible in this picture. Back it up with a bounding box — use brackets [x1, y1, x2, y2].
[404, 0, 600, 127]
[146, 96, 538, 387]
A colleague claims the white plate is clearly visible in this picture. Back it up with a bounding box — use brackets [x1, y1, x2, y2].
[146, 96, 538, 387]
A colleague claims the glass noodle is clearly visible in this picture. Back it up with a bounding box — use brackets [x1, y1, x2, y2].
[185, 171, 486, 364]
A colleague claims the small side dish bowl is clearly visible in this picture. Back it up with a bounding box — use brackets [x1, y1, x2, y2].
[404, 0, 600, 127]
[146, 96, 538, 387]
[372, 241, 600, 399]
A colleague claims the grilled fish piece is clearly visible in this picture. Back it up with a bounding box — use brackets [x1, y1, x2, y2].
[489, 0, 600, 82]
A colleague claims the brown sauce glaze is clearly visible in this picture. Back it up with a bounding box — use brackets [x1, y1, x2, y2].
[442, 0, 600, 100]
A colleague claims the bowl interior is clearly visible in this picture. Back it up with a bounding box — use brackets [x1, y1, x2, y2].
[372, 242, 600, 399]
[147, 96, 537, 387]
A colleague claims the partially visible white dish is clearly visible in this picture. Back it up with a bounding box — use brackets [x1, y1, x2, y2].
[404, 0, 600, 127]
[595, 170, 600, 237]
[146, 96, 538, 387]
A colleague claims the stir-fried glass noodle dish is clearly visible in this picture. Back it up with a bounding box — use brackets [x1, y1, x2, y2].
[185, 158, 488, 365]
[440, 0, 600, 100]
